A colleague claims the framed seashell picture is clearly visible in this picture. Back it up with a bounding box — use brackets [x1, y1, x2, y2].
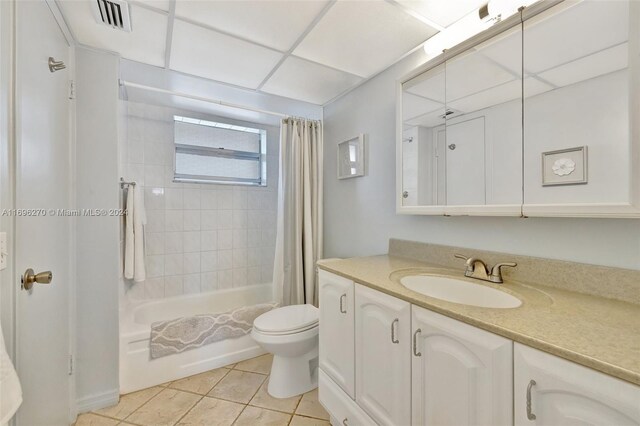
[541, 146, 588, 186]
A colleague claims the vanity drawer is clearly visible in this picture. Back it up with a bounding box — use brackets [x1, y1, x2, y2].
[319, 368, 377, 426]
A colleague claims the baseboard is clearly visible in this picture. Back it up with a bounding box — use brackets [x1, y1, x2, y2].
[76, 388, 119, 413]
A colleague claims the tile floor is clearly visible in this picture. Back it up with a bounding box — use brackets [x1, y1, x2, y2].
[74, 354, 330, 426]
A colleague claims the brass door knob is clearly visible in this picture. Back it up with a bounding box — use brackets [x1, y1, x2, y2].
[22, 268, 53, 291]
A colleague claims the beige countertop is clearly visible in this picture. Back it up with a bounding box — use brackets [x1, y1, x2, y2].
[318, 255, 640, 386]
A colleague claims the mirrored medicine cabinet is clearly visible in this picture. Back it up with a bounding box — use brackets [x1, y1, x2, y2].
[397, 0, 640, 218]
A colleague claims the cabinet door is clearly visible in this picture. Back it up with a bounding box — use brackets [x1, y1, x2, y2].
[514, 343, 640, 425]
[412, 305, 513, 426]
[355, 284, 411, 426]
[319, 270, 355, 398]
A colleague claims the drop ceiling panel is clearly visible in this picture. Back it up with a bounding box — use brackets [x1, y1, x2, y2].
[446, 52, 515, 101]
[293, 0, 438, 77]
[403, 93, 442, 121]
[174, 0, 330, 51]
[537, 43, 628, 89]
[397, 0, 486, 27]
[170, 20, 283, 90]
[59, 2, 167, 66]
[524, 0, 628, 74]
[261, 56, 362, 105]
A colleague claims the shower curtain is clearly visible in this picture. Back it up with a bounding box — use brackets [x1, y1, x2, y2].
[273, 117, 323, 306]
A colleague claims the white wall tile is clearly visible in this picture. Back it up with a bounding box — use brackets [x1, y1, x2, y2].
[184, 231, 201, 253]
[218, 269, 233, 289]
[200, 190, 218, 209]
[165, 275, 184, 297]
[165, 232, 184, 254]
[183, 188, 201, 209]
[201, 272, 218, 292]
[232, 210, 248, 229]
[201, 210, 218, 230]
[183, 274, 201, 294]
[218, 190, 233, 209]
[146, 210, 165, 232]
[233, 248, 247, 268]
[217, 230, 233, 250]
[184, 210, 201, 231]
[233, 229, 247, 249]
[184, 252, 201, 274]
[145, 164, 165, 186]
[165, 253, 184, 275]
[165, 188, 184, 210]
[145, 188, 165, 210]
[233, 190, 248, 209]
[247, 230, 261, 248]
[218, 249, 233, 270]
[217, 210, 232, 229]
[128, 138, 145, 164]
[232, 268, 247, 287]
[146, 255, 165, 278]
[201, 230, 217, 251]
[248, 248, 261, 267]
[146, 233, 165, 255]
[144, 140, 166, 165]
[201, 251, 218, 272]
[248, 267, 261, 285]
[145, 277, 165, 298]
[165, 210, 184, 232]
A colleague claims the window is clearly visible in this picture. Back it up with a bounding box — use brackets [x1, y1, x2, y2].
[173, 116, 267, 186]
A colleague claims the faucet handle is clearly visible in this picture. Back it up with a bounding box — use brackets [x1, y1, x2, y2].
[490, 262, 517, 283]
[454, 253, 469, 261]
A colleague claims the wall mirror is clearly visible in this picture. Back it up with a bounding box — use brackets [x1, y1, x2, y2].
[397, 0, 640, 218]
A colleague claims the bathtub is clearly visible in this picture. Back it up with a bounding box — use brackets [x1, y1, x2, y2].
[119, 284, 273, 393]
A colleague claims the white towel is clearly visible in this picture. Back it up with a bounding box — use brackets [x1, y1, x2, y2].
[124, 185, 147, 282]
[0, 326, 22, 425]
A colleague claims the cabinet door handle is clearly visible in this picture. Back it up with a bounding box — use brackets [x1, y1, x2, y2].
[413, 328, 422, 356]
[339, 294, 347, 314]
[526, 379, 537, 421]
[391, 318, 399, 344]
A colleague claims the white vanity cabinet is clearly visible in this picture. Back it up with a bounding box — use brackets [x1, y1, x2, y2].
[355, 284, 411, 426]
[318, 270, 355, 398]
[411, 306, 513, 426]
[514, 344, 640, 425]
[318, 271, 640, 426]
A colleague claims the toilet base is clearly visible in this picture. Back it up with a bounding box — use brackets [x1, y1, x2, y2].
[267, 347, 319, 399]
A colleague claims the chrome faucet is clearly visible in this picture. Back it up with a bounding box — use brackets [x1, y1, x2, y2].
[454, 254, 516, 284]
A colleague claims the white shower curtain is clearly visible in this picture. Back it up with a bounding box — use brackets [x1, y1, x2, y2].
[273, 117, 323, 306]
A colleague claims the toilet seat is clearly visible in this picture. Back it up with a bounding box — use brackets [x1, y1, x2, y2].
[253, 304, 319, 335]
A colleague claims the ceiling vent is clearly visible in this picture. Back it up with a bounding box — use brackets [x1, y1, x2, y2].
[91, 0, 132, 32]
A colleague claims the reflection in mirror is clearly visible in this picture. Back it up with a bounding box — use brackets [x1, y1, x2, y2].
[524, 0, 631, 205]
[401, 64, 446, 206]
[444, 25, 523, 206]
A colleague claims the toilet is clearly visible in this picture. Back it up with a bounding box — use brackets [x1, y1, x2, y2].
[251, 304, 319, 398]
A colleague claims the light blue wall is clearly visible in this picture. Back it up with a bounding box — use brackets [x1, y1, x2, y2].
[323, 50, 640, 270]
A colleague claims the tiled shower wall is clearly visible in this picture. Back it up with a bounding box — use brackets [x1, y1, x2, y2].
[119, 101, 279, 301]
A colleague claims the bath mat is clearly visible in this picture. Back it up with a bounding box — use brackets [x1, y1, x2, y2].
[149, 302, 278, 359]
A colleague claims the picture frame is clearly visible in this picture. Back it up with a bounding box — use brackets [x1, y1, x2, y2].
[337, 134, 365, 179]
[541, 146, 588, 186]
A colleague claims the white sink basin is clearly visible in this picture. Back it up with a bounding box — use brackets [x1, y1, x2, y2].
[400, 275, 522, 308]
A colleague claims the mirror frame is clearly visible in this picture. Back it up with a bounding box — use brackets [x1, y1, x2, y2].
[396, 0, 640, 218]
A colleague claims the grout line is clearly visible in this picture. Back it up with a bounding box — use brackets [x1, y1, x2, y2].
[171, 393, 205, 426]
[163, 0, 177, 69]
[255, 0, 337, 91]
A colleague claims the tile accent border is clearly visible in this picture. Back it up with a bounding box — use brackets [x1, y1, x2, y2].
[389, 238, 640, 305]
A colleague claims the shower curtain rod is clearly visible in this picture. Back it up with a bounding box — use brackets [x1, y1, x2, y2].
[119, 80, 294, 119]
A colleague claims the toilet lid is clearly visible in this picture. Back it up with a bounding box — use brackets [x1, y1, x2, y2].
[253, 304, 319, 334]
